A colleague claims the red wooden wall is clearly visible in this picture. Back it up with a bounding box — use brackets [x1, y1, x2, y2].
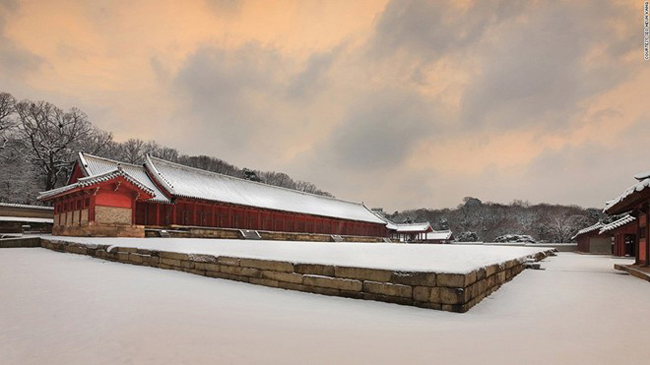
[134, 198, 386, 237]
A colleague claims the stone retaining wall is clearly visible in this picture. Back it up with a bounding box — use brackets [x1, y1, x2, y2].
[37, 238, 553, 313]
[0, 237, 42, 248]
[156, 225, 385, 243]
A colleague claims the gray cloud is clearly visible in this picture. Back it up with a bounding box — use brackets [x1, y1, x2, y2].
[460, 1, 636, 130]
[286, 45, 342, 101]
[174, 43, 286, 152]
[369, 0, 526, 62]
[328, 89, 437, 170]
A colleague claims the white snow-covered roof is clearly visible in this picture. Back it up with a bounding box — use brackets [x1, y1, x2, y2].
[605, 168, 650, 213]
[425, 230, 454, 241]
[392, 222, 432, 232]
[634, 170, 650, 181]
[145, 155, 386, 224]
[0, 216, 53, 223]
[599, 214, 635, 234]
[571, 222, 603, 240]
[78, 153, 171, 203]
[0, 202, 53, 211]
[38, 167, 154, 201]
[368, 210, 398, 230]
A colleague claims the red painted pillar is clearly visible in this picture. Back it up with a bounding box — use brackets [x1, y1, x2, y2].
[131, 197, 137, 225]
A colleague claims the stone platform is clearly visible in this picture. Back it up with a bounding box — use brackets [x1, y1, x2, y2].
[36, 237, 554, 313]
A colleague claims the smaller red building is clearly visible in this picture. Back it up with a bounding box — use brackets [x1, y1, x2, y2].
[39, 166, 155, 237]
[599, 215, 636, 257]
[572, 222, 610, 254]
[388, 222, 433, 242]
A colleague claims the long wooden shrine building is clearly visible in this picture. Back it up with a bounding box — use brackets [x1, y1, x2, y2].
[38, 153, 389, 238]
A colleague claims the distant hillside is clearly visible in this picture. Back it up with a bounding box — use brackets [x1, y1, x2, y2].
[384, 197, 605, 243]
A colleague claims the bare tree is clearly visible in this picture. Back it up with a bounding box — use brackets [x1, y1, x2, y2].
[118, 138, 147, 164]
[15, 101, 94, 190]
[0, 92, 16, 150]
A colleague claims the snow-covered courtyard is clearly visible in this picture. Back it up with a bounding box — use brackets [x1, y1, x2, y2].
[49, 236, 550, 273]
[1, 248, 648, 364]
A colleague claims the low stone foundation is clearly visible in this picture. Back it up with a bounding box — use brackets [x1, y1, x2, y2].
[614, 264, 650, 283]
[53, 222, 145, 238]
[38, 238, 554, 313]
[148, 225, 385, 243]
[0, 236, 41, 248]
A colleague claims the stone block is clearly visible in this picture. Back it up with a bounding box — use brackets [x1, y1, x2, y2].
[437, 273, 467, 287]
[362, 293, 413, 306]
[413, 286, 432, 302]
[339, 290, 365, 300]
[159, 252, 190, 261]
[476, 268, 487, 281]
[504, 259, 518, 269]
[413, 302, 443, 310]
[189, 254, 217, 263]
[240, 258, 293, 273]
[206, 271, 249, 283]
[117, 252, 130, 262]
[277, 281, 309, 292]
[430, 287, 466, 305]
[303, 275, 362, 291]
[497, 271, 506, 284]
[249, 278, 279, 287]
[180, 260, 194, 269]
[294, 263, 335, 277]
[160, 258, 181, 267]
[262, 271, 303, 284]
[391, 271, 436, 287]
[117, 247, 138, 254]
[129, 254, 145, 264]
[217, 256, 240, 266]
[334, 267, 393, 282]
[219, 265, 261, 278]
[308, 286, 340, 296]
[485, 264, 501, 278]
[363, 281, 412, 298]
[144, 256, 159, 266]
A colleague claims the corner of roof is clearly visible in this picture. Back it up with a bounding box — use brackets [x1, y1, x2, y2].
[144, 154, 175, 192]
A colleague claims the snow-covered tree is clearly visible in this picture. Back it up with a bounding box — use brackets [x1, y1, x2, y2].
[15, 101, 94, 190]
[0, 92, 16, 150]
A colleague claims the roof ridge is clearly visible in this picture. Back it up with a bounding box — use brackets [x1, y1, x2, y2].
[146, 154, 366, 207]
[81, 152, 147, 170]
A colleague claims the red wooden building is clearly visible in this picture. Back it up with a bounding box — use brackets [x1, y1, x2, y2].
[39, 153, 389, 238]
[572, 222, 610, 254]
[605, 170, 650, 265]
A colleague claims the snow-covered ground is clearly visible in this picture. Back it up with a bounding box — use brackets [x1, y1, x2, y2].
[0, 249, 647, 364]
[49, 236, 549, 273]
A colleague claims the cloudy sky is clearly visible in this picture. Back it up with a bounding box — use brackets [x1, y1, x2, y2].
[1, 0, 648, 211]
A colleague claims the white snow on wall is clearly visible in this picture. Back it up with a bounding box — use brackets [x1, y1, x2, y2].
[52, 236, 548, 273]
